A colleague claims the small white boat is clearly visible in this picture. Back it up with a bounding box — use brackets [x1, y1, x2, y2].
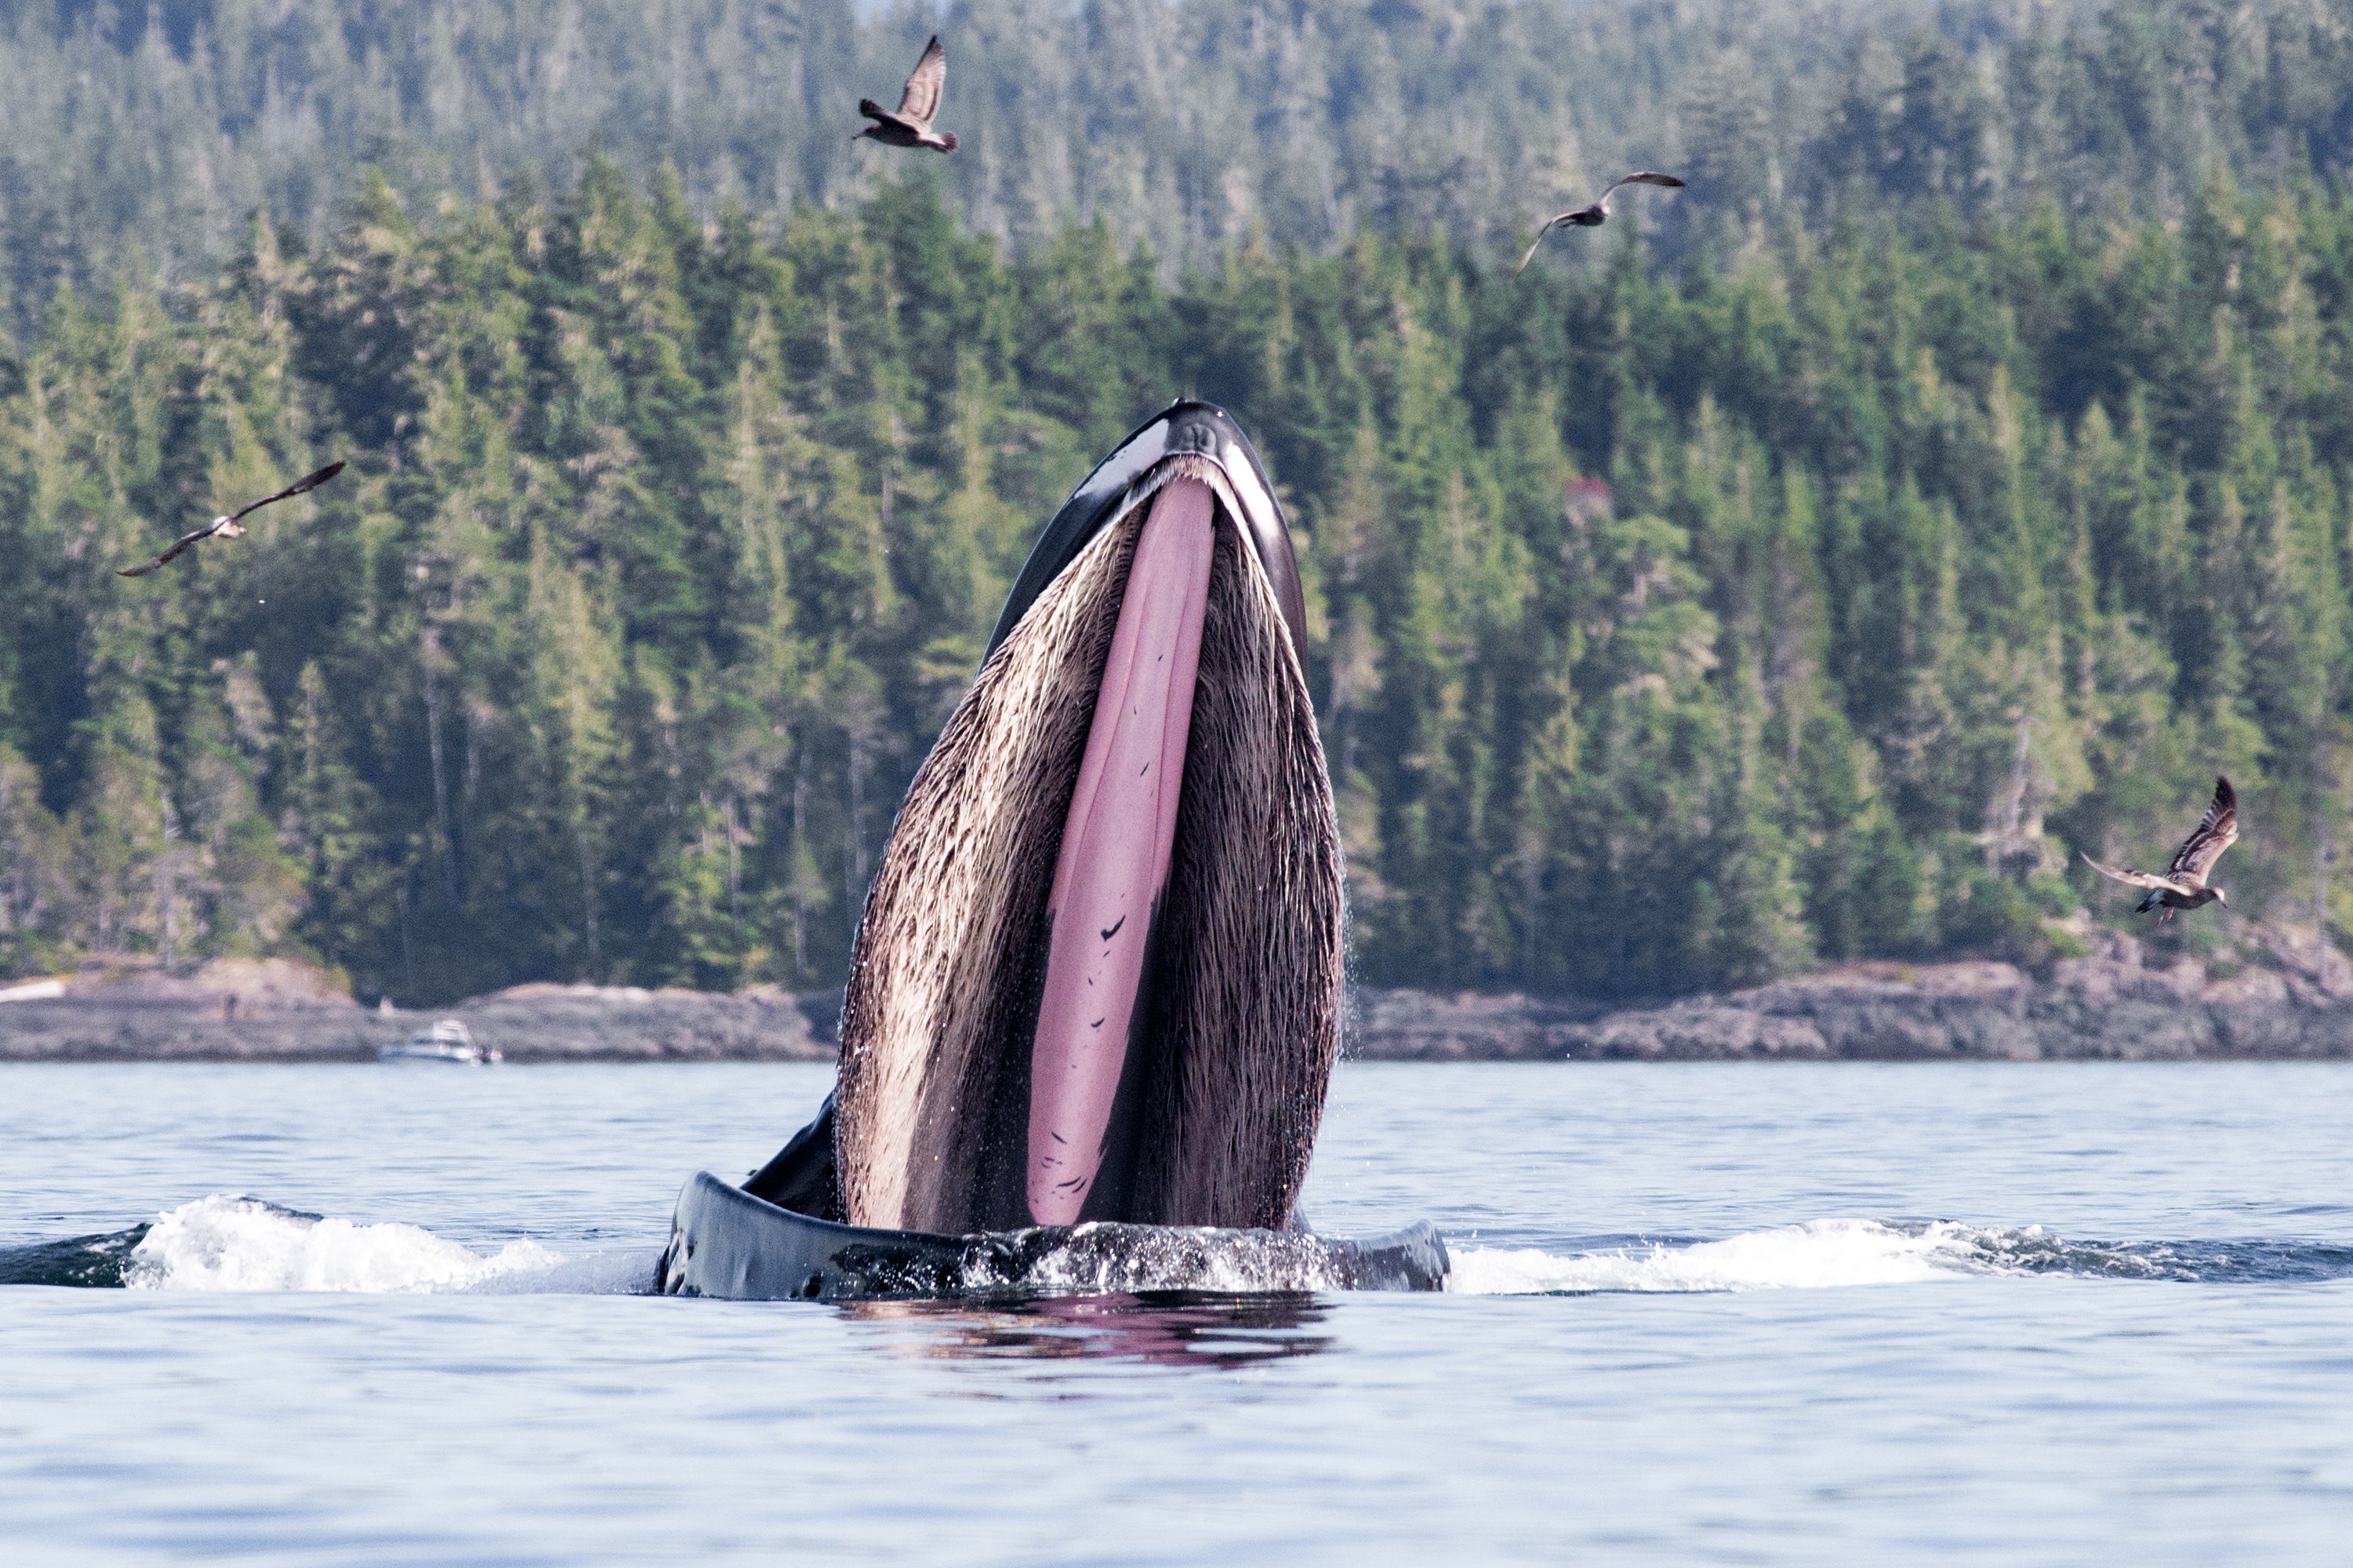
[380, 1018, 501, 1065]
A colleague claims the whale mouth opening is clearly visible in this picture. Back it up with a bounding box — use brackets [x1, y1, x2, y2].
[833, 409, 1345, 1239]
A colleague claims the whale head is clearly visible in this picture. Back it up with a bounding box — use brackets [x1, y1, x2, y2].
[830, 402, 1345, 1235]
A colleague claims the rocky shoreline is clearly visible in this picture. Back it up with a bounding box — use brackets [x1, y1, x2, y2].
[0, 962, 840, 1064]
[8, 936, 2353, 1062]
[1349, 950, 2353, 1062]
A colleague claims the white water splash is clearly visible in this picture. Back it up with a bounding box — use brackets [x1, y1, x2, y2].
[118, 1197, 2014, 1298]
[1447, 1218, 1992, 1295]
[963, 1223, 1354, 1297]
[124, 1195, 648, 1294]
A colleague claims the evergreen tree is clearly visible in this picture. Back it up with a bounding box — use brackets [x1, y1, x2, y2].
[9, 165, 2353, 1001]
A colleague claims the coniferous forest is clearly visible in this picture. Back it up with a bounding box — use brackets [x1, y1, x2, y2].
[5, 1, 2353, 1005]
[8, 0, 2353, 321]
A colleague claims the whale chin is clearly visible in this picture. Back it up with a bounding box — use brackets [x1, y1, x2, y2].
[828, 403, 1345, 1236]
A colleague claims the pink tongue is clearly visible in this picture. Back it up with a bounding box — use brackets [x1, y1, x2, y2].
[1025, 478, 1216, 1225]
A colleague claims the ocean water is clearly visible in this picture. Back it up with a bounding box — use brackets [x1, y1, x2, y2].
[3, 1061, 2351, 1564]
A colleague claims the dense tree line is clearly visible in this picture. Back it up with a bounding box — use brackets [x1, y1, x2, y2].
[3, 165, 2352, 1002]
[6, 1, 2353, 333]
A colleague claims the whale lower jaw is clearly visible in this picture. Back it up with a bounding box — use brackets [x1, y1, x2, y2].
[661, 1172, 1451, 1301]
[833, 447, 1343, 1236]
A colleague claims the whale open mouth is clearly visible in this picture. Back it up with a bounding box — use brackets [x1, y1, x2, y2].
[823, 403, 1343, 1236]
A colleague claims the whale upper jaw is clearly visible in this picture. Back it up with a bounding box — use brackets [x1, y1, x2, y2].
[986, 401, 1305, 665]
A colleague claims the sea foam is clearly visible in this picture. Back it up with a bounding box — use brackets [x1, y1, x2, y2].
[1447, 1218, 1989, 1295]
[120, 1197, 2184, 1298]
[122, 1195, 644, 1294]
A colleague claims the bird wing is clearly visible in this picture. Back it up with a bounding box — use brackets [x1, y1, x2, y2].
[2080, 851, 2182, 894]
[117, 521, 220, 577]
[1512, 216, 1571, 279]
[227, 460, 345, 524]
[2168, 775, 2239, 886]
[1601, 171, 1687, 197]
[896, 35, 946, 125]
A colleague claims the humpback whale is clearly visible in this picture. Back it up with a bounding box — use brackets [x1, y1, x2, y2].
[661, 403, 1443, 1298]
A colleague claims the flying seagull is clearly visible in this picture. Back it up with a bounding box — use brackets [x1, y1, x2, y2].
[116, 462, 346, 577]
[2082, 776, 2239, 923]
[1513, 172, 1687, 278]
[857, 35, 957, 153]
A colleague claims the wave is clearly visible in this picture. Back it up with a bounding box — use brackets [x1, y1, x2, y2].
[0, 1196, 657, 1294]
[1447, 1219, 1981, 1294]
[1449, 1219, 2353, 1294]
[128, 1196, 570, 1292]
[7, 1198, 2351, 1297]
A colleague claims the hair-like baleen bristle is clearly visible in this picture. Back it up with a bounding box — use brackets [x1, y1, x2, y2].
[833, 472, 1344, 1233]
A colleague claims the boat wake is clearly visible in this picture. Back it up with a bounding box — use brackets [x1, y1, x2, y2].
[5, 1197, 2350, 1297]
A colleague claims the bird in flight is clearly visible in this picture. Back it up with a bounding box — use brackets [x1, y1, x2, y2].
[1513, 172, 1687, 278]
[857, 35, 957, 153]
[117, 462, 346, 577]
[2082, 776, 2239, 923]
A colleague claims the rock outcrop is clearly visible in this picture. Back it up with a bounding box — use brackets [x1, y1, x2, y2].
[0, 962, 837, 1062]
[0, 956, 375, 1062]
[1345, 928, 2353, 1061]
[444, 983, 832, 1062]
